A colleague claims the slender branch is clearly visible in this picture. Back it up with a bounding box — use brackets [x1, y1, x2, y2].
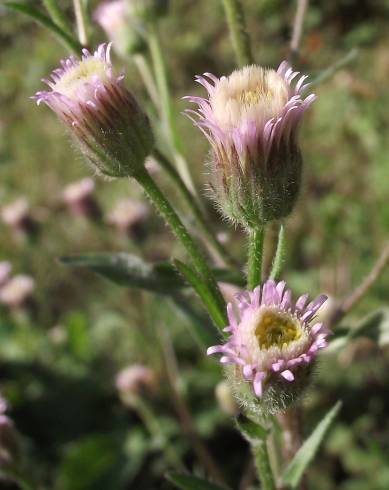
[310, 48, 359, 88]
[147, 23, 197, 197]
[247, 227, 265, 290]
[72, 0, 88, 46]
[133, 54, 161, 112]
[134, 170, 227, 327]
[289, 0, 309, 62]
[153, 149, 238, 268]
[221, 0, 253, 67]
[159, 328, 227, 486]
[252, 440, 276, 490]
[329, 242, 389, 326]
[269, 223, 286, 280]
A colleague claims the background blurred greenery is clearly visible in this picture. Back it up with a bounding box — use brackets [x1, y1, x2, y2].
[0, 0, 389, 488]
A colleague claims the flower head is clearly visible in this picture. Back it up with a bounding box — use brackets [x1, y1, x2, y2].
[34, 43, 154, 178]
[185, 62, 315, 228]
[207, 279, 329, 413]
[0, 275, 35, 308]
[116, 364, 156, 397]
[94, 0, 146, 57]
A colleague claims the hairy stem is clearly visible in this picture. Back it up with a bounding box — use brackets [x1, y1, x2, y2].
[221, 0, 253, 66]
[153, 149, 237, 268]
[252, 440, 276, 490]
[134, 170, 226, 327]
[247, 227, 265, 289]
[269, 223, 286, 280]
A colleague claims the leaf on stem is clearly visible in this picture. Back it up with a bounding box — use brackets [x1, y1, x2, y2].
[283, 401, 342, 488]
[60, 253, 245, 294]
[236, 414, 269, 443]
[174, 260, 226, 330]
[5, 1, 82, 53]
[166, 472, 228, 490]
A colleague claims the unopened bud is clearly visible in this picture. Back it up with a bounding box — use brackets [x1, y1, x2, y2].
[34, 44, 154, 178]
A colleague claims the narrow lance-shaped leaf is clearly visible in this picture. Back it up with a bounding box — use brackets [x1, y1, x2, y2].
[283, 401, 342, 488]
[60, 253, 245, 295]
[167, 472, 228, 490]
[5, 2, 82, 53]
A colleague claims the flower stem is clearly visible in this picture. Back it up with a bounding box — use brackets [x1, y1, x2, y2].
[134, 169, 227, 326]
[72, 0, 88, 46]
[147, 22, 197, 198]
[153, 149, 237, 268]
[252, 440, 276, 490]
[247, 227, 265, 289]
[133, 54, 161, 112]
[221, 0, 253, 67]
[269, 223, 286, 280]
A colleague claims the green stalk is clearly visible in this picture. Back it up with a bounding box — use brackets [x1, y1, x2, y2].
[133, 54, 161, 112]
[72, 0, 88, 46]
[153, 149, 237, 268]
[252, 440, 276, 490]
[42, 0, 72, 34]
[269, 223, 286, 280]
[221, 0, 253, 67]
[247, 227, 265, 289]
[134, 169, 227, 326]
[147, 23, 197, 198]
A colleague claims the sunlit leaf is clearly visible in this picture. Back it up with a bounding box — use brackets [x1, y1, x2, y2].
[283, 401, 342, 488]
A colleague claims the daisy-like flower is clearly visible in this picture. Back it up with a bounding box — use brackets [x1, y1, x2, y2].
[185, 62, 315, 228]
[207, 279, 329, 412]
[34, 43, 154, 178]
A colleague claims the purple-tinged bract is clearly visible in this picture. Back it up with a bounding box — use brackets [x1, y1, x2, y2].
[185, 62, 316, 228]
[34, 43, 154, 178]
[207, 279, 330, 413]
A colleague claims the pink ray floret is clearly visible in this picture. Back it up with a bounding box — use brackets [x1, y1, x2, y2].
[207, 279, 330, 398]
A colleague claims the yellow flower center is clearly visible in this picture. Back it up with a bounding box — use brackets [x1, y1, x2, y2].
[55, 59, 110, 100]
[239, 88, 274, 108]
[255, 310, 302, 350]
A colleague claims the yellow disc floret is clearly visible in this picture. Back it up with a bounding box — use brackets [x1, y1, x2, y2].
[54, 59, 110, 100]
[255, 308, 302, 350]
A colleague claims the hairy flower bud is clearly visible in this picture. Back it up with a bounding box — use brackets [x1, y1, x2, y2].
[185, 62, 315, 228]
[207, 279, 329, 414]
[34, 44, 154, 178]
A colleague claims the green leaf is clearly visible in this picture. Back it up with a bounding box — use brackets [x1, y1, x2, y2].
[236, 414, 269, 442]
[174, 259, 226, 330]
[60, 253, 244, 295]
[5, 1, 82, 53]
[167, 472, 227, 490]
[283, 401, 342, 488]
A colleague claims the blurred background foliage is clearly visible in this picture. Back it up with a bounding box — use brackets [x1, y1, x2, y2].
[0, 0, 389, 488]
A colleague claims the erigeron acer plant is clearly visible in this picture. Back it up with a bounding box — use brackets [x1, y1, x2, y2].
[4, 0, 387, 488]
